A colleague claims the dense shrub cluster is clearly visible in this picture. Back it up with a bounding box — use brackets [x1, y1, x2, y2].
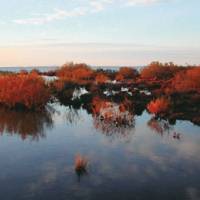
[56, 64, 139, 83]
[116, 67, 138, 81]
[1, 61, 199, 124]
[170, 67, 200, 93]
[95, 73, 110, 83]
[141, 61, 181, 80]
[0, 74, 50, 110]
[57, 63, 94, 81]
[147, 97, 171, 115]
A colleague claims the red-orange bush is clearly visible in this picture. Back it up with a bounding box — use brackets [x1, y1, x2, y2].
[52, 79, 65, 92]
[116, 67, 138, 81]
[170, 67, 200, 93]
[0, 74, 50, 110]
[57, 63, 94, 81]
[95, 73, 109, 83]
[75, 154, 87, 171]
[147, 97, 171, 115]
[141, 62, 180, 80]
[30, 69, 40, 76]
[115, 73, 124, 82]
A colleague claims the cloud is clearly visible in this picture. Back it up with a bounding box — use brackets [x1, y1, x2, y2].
[13, 7, 87, 25]
[89, 0, 113, 12]
[12, 0, 170, 25]
[125, 0, 165, 6]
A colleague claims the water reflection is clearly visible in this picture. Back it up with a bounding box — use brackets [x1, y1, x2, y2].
[147, 118, 173, 136]
[0, 107, 53, 141]
[0, 99, 200, 200]
[65, 107, 83, 125]
[92, 97, 135, 141]
[147, 117, 184, 142]
[61, 94, 137, 141]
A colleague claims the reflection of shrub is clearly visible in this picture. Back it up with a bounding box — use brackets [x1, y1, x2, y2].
[92, 97, 109, 115]
[92, 98, 135, 140]
[148, 118, 172, 135]
[147, 97, 171, 115]
[0, 107, 53, 140]
[0, 74, 50, 110]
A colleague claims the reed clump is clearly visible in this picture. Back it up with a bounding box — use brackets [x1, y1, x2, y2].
[75, 154, 88, 172]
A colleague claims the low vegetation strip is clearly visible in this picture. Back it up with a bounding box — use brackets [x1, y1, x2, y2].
[0, 61, 199, 125]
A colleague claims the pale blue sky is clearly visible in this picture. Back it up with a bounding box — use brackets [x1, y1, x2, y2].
[0, 0, 200, 66]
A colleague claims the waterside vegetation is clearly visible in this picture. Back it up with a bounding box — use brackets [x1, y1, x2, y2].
[0, 61, 199, 125]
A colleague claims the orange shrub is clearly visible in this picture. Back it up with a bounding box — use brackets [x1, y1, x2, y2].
[0, 74, 50, 110]
[30, 69, 40, 76]
[147, 97, 171, 115]
[115, 73, 124, 82]
[116, 67, 138, 81]
[75, 154, 87, 171]
[57, 63, 94, 81]
[171, 67, 200, 93]
[141, 62, 179, 80]
[52, 79, 65, 91]
[95, 73, 109, 83]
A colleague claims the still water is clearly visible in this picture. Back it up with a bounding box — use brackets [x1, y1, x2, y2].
[0, 102, 199, 200]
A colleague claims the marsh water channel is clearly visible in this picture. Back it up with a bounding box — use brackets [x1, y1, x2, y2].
[0, 94, 200, 200]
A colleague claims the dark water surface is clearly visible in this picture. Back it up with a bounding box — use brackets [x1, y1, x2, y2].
[0, 102, 199, 200]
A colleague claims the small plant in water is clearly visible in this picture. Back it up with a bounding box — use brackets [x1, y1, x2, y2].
[74, 154, 88, 181]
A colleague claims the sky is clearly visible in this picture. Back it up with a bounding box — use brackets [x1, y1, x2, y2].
[0, 0, 200, 67]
